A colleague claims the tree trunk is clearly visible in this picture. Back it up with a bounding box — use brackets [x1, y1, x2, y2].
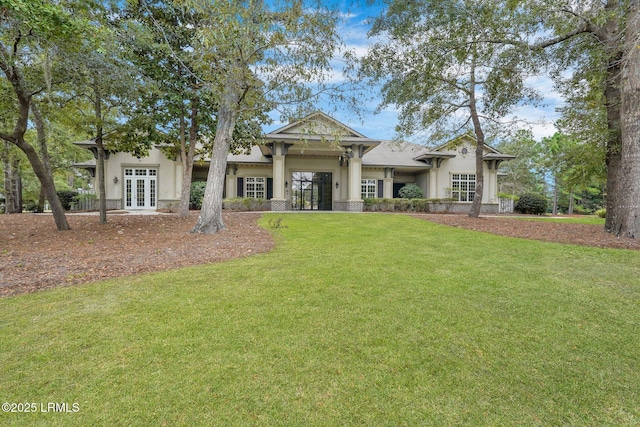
[178, 99, 198, 218]
[3, 141, 16, 214]
[14, 134, 69, 229]
[468, 55, 484, 218]
[192, 95, 237, 234]
[0, 36, 68, 229]
[93, 81, 108, 224]
[28, 103, 70, 230]
[37, 185, 46, 213]
[12, 157, 21, 213]
[552, 176, 559, 215]
[598, 1, 625, 235]
[95, 135, 107, 224]
[614, 0, 640, 238]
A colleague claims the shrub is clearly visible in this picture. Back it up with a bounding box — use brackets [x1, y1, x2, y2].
[361, 198, 459, 212]
[398, 184, 423, 199]
[223, 197, 266, 211]
[56, 190, 79, 211]
[363, 198, 378, 211]
[514, 193, 547, 215]
[412, 199, 431, 212]
[190, 181, 207, 210]
[572, 205, 592, 215]
[363, 198, 395, 212]
[595, 208, 606, 218]
[394, 198, 414, 211]
[380, 198, 396, 212]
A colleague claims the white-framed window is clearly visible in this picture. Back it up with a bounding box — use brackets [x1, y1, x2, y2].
[361, 179, 377, 199]
[451, 173, 476, 202]
[245, 177, 265, 199]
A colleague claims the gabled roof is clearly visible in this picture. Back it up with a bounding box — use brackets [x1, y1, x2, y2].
[432, 133, 510, 156]
[267, 111, 369, 140]
[260, 111, 380, 157]
[363, 140, 442, 168]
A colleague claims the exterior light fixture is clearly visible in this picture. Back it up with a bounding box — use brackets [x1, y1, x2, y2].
[113, 176, 119, 184]
[285, 181, 288, 189]
[335, 182, 339, 189]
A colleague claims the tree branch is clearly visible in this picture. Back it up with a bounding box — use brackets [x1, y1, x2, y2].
[532, 22, 593, 49]
[0, 131, 16, 143]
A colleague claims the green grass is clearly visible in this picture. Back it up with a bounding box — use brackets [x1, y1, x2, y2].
[1, 213, 639, 426]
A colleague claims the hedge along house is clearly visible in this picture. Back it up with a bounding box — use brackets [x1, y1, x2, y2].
[74, 111, 514, 212]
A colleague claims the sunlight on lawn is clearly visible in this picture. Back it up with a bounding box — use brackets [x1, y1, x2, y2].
[1, 213, 638, 426]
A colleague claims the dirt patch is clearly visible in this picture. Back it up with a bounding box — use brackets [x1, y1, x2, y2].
[0, 212, 274, 297]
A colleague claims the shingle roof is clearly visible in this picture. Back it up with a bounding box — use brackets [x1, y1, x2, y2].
[362, 140, 433, 167]
[226, 145, 272, 164]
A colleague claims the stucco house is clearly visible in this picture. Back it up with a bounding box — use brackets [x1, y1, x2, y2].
[74, 111, 514, 212]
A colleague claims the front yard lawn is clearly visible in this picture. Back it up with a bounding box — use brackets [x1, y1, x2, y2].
[1, 213, 638, 426]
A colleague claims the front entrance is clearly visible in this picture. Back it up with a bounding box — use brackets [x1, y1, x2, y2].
[124, 168, 157, 209]
[291, 172, 332, 210]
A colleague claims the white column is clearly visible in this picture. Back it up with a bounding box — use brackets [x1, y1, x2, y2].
[383, 168, 393, 199]
[429, 169, 438, 198]
[348, 157, 362, 201]
[271, 142, 287, 211]
[345, 145, 364, 212]
[226, 176, 236, 199]
[273, 155, 285, 199]
[487, 168, 496, 202]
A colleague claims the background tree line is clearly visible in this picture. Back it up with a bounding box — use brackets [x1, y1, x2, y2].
[1, 0, 639, 238]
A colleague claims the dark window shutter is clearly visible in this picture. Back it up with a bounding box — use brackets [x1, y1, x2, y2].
[267, 178, 273, 200]
[377, 180, 384, 198]
[237, 177, 244, 197]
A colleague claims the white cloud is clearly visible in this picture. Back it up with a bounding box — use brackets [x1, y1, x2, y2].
[262, 5, 567, 143]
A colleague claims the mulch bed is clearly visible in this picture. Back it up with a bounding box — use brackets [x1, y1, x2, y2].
[0, 212, 274, 297]
[410, 213, 640, 250]
[1, 211, 638, 298]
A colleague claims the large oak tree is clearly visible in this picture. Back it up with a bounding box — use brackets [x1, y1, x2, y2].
[0, 0, 88, 230]
[360, 0, 541, 217]
[184, 0, 343, 234]
[526, 0, 640, 238]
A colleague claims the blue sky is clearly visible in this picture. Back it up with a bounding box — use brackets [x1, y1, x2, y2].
[265, 2, 563, 144]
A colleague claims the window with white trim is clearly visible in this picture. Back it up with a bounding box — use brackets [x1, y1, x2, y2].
[245, 177, 265, 199]
[361, 179, 377, 199]
[451, 173, 476, 202]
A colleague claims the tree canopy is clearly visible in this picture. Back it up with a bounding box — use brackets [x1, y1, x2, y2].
[184, 0, 345, 233]
[1, 0, 639, 239]
[360, 0, 542, 217]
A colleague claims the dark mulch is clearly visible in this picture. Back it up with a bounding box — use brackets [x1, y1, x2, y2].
[2, 211, 638, 298]
[411, 213, 640, 251]
[0, 212, 274, 297]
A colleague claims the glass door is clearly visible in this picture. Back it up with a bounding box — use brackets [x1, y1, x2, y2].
[291, 172, 332, 210]
[124, 168, 157, 209]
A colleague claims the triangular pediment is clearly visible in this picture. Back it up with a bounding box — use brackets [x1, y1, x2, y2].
[268, 111, 367, 140]
[434, 133, 503, 156]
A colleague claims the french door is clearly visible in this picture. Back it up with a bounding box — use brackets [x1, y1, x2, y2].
[291, 172, 332, 210]
[124, 168, 157, 209]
